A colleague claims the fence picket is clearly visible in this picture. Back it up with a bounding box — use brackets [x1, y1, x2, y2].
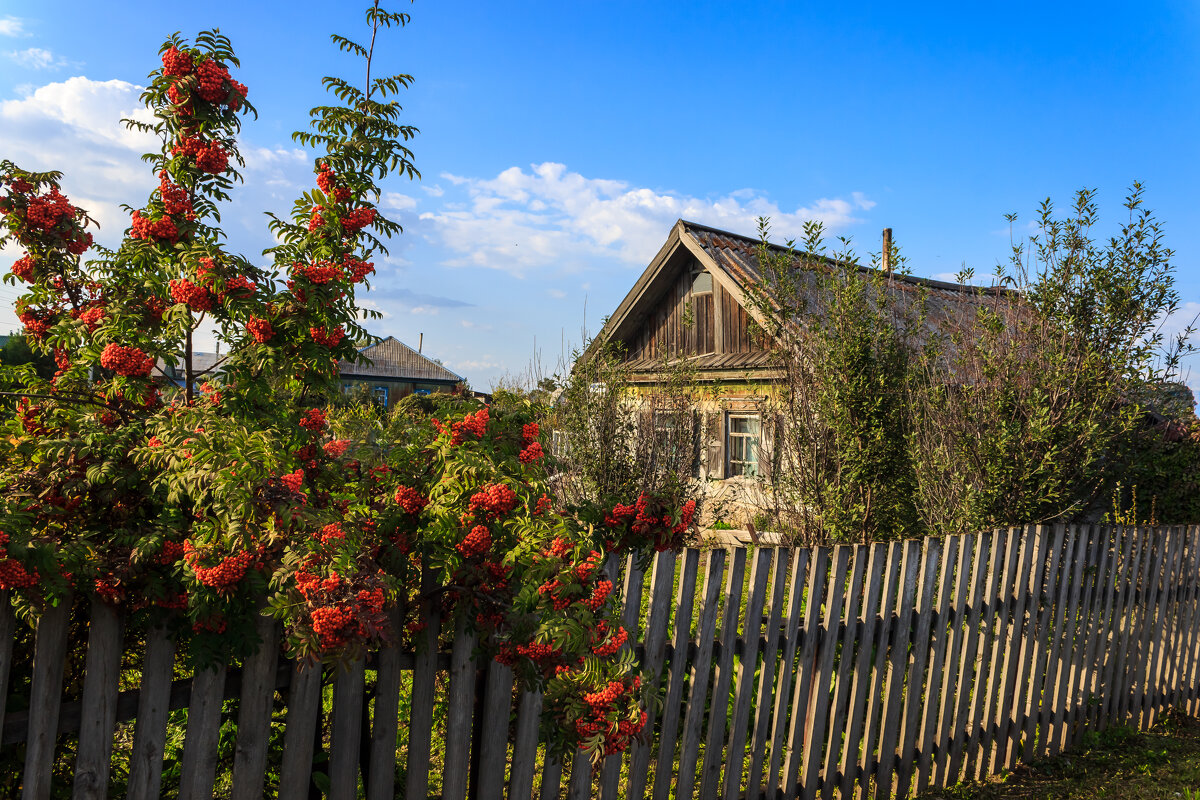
[975, 529, 1019, 780]
[784, 547, 830, 799]
[278, 660, 323, 800]
[745, 548, 789, 800]
[916, 536, 958, 791]
[626, 550, 677, 800]
[933, 534, 975, 787]
[1149, 528, 1184, 726]
[800, 546, 851, 800]
[1043, 525, 1082, 757]
[1183, 526, 1200, 716]
[478, 660, 516, 800]
[230, 615, 280, 800]
[600, 555, 644, 800]
[539, 759, 564, 800]
[406, 566, 442, 800]
[1162, 528, 1191, 712]
[857, 542, 902, 799]
[946, 533, 989, 783]
[875, 541, 921, 800]
[508, 690, 543, 800]
[1131, 529, 1166, 729]
[566, 752, 591, 800]
[73, 600, 124, 800]
[897, 538, 942, 798]
[443, 619, 478, 800]
[22, 597, 72, 800]
[1020, 525, 1059, 762]
[765, 549, 810, 800]
[1096, 528, 1131, 732]
[126, 624, 175, 800]
[996, 527, 1036, 772]
[820, 545, 869, 800]
[1112, 526, 1146, 726]
[650, 548, 701, 800]
[1063, 526, 1100, 750]
[675, 548, 728, 800]
[177, 664, 226, 800]
[721, 547, 774, 800]
[1080, 527, 1115, 736]
[963, 530, 1006, 781]
[367, 608, 405, 800]
[839, 542, 889, 799]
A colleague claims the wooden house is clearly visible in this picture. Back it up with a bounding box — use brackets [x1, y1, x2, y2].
[338, 336, 463, 408]
[587, 219, 1003, 517]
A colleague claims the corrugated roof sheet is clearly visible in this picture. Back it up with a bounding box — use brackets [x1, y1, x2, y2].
[340, 336, 463, 383]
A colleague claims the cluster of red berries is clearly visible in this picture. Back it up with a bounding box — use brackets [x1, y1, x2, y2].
[247, 316, 274, 343]
[516, 640, 560, 662]
[299, 408, 327, 431]
[310, 325, 345, 347]
[342, 206, 377, 232]
[605, 494, 697, 552]
[345, 257, 375, 283]
[0, 531, 38, 590]
[172, 135, 229, 174]
[468, 482, 518, 518]
[292, 259, 344, 284]
[163, 49, 247, 112]
[23, 187, 75, 231]
[99, 343, 154, 378]
[319, 522, 345, 544]
[315, 163, 352, 203]
[169, 278, 215, 312]
[158, 172, 193, 217]
[576, 677, 645, 755]
[522, 423, 539, 442]
[582, 579, 613, 612]
[161, 46, 193, 76]
[518, 441, 544, 464]
[590, 621, 628, 656]
[130, 209, 179, 243]
[281, 469, 305, 492]
[534, 494, 553, 515]
[77, 304, 106, 332]
[394, 485, 428, 515]
[10, 254, 34, 282]
[184, 541, 253, 590]
[457, 525, 492, 558]
[323, 438, 350, 458]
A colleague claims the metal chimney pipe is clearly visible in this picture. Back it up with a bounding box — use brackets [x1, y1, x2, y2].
[882, 228, 893, 276]
[418, 332, 423, 353]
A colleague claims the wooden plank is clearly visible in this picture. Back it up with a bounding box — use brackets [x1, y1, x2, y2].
[699, 545, 749, 798]
[1175, 527, 1200, 716]
[0, 592, 15, 755]
[278, 660, 324, 800]
[539, 758, 564, 800]
[177, 664, 227, 800]
[765, 549, 810, 800]
[328, 659, 366, 800]
[1030, 524, 1070, 758]
[73, 600, 124, 800]
[896, 538, 942, 798]
[857, 542, 903, 799]
[1081, 527, 1116, 735]
[21, 597, 72, 800]
[945, 532, 990, 784]
[1131, 528, 1166, 730]
[126, 624, 175, 800]
[931, 534, 975, 788]
[675, 548, 728, 800]
[1019, 526, 1058, 762]
[820, 545, 868, 800]
[721, 547, 774, 800]
[478, 660, 516, 800]
[566, 751, 591, 800]
[443, 619, 478, 800]
[230, 614, 280, 800]
[915, 536, 958, 792]
[783, 547, 831, 799]
[599, 555, 645, 800]
[1162, 527, 1191, 713]
[874, 541, 921, 800]
[1145, 527, 1183, 726]
[1111, 526, 1147, 726]
[651, 548, 701, 800]
[1042, 525, 1082, 757]
[1076, 526, 1113, 742]
[975, 529, 1019, 780]
[839, 543, 890, 799]
[1060, 525, 1098, 753]
[961, 530, 1005, 781]
[626, 551, 677, 800]
[405, 567, 442, 800]
[801, 546, 850, 800]
[997, 527, 1038, 772]
[508, 690, 543, 800]
[745, 549, 789, 800]
[1097, 528, 1133, 732]
[367, 609, 405, 800]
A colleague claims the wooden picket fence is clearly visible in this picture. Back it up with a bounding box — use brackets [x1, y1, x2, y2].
[3, 523, 1200, 800]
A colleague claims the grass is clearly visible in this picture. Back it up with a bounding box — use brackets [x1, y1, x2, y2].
[922, 713, 1200, 800]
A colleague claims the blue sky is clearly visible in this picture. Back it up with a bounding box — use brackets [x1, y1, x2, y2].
[1, 1, 1198, 393]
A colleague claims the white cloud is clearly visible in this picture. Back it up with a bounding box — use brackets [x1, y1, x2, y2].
[421, 184, 444, 197]
[0, 17, 27, 37]
[547, 288, 566, 299]
[7, 47, 78, 70]
[418, 162, 874, 277]
[382, 191, 418, 211]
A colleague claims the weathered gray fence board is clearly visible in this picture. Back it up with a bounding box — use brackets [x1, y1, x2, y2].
[745, 548, 789, 800]
[626, 550, 676, 800]
[73, 599, 123, 800]
[784, 547, 830, 799]
[278, 660, 323, 800]
[230, 614, 280, 800]
[651, 548, 700, 800]
[897, 538, 941, 798]
[916, 535, 957, 790]
[765, 548, 809, 800]
[177, 664, 226, 800]
[722, 546, 773, 800]
[857, 542, 902, 800]
[443, 620, 478, 800]
[820, 545, 867, 800]
[22, 598, 72, 800]
[933, 534, 974, 788]
[406, 566, 441, 800]
[478, 660, 516, 800]
[368, 606, 405, 800]
[600, 555, 644, 800]
[126, 624, 175, 800]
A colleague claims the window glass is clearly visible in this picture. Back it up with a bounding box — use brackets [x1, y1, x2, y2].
[727, 413, 760, 477]
[692, 271, 713, 294]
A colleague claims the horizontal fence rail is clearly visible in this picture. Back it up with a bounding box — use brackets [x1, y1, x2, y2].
[2, 524, 1199, 799]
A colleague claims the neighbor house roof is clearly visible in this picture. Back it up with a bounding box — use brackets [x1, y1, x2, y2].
[341, 336, 463, 383]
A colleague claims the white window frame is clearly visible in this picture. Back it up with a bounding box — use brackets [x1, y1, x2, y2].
[726, 412, 761, 478]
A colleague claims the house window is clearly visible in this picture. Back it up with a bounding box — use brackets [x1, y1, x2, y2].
[551, 429, 571, 459]
[726, 413, 760, 477]
[372, 385, 389, 407]
[691, 270, 712, 295]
